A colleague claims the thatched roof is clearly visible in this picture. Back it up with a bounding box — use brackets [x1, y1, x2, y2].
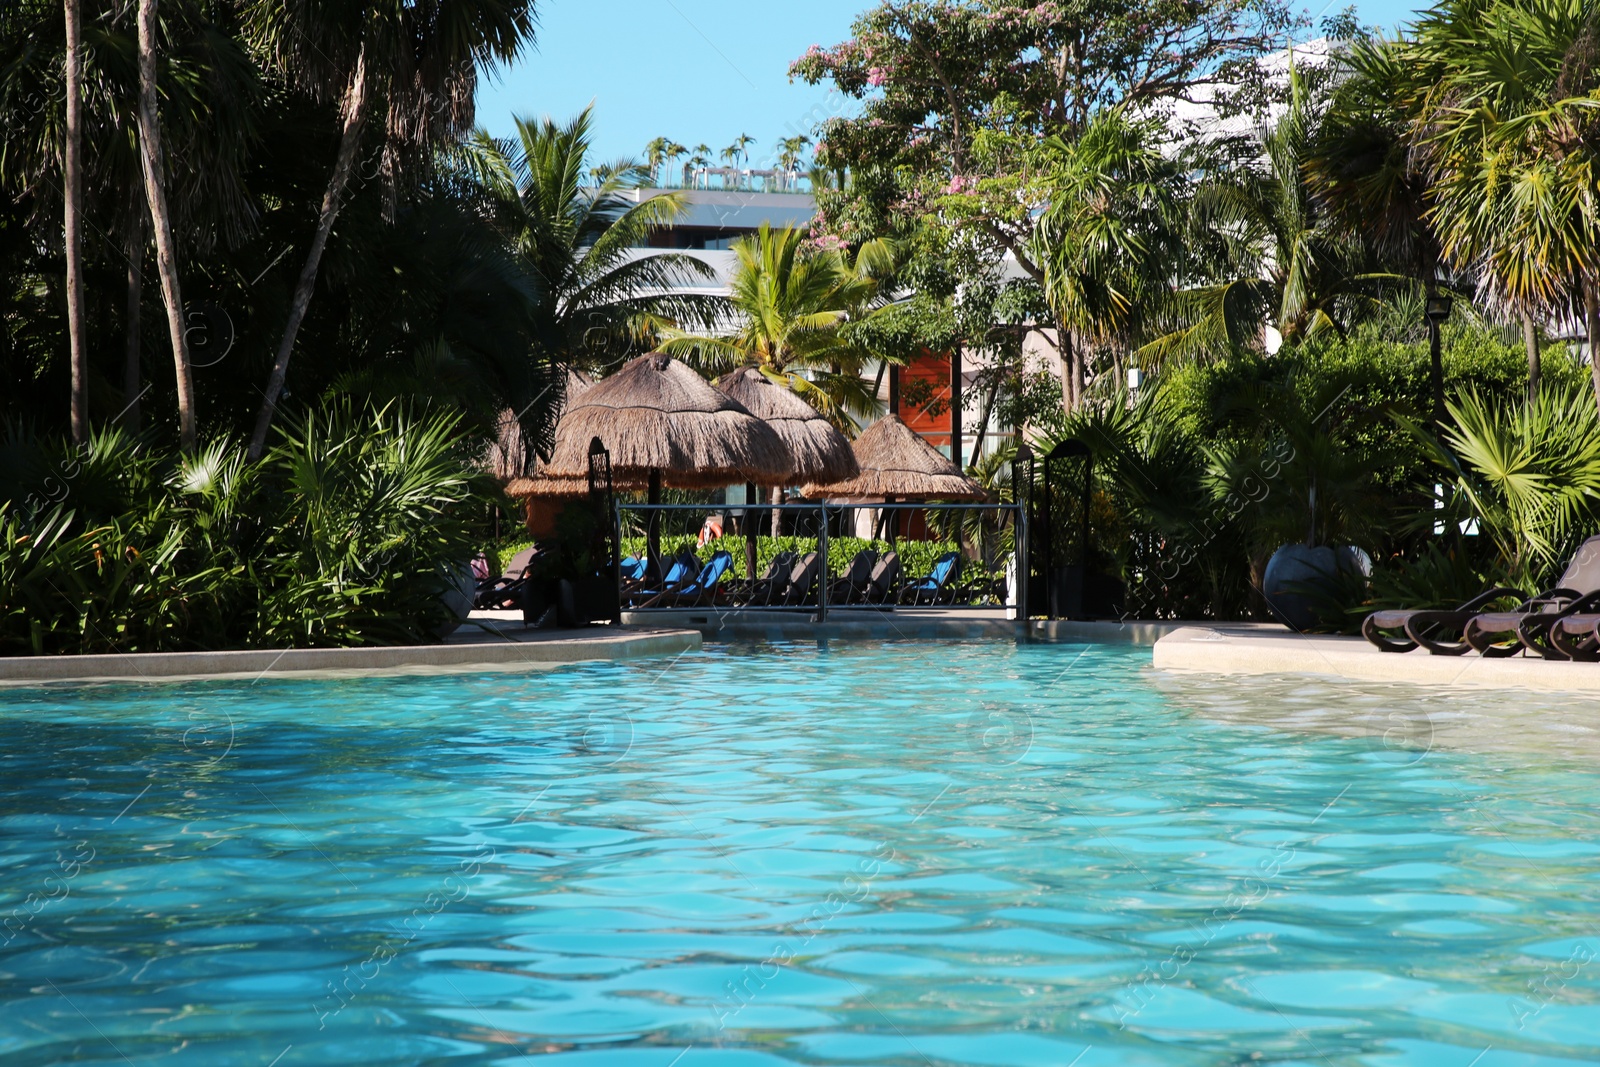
[487, 369, 594, 482]
[532, 353, 792, 489]
[715, 368, 859, 485]
[800, 414, 988, 502]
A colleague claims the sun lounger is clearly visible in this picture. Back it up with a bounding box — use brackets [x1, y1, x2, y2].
[1366, 534, 1600, 655]
[828, 549, 879, 604]
[1457, 535, 1600, 656]
[624, 550, 699, 607]
[899, 552, 960, 605]
[778, 552, 821, 606]
[636, 551, 734, 608]
[862, 552, 900, 605]
[475, 545, 544, 609]
[1361, 585, 1524, 653]
[724, 551, 796, 607]
[1550, 612, 1600, 661]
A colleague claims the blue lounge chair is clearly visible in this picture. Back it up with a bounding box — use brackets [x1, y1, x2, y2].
[638, 551, 734, 608]
[624, 551, 699, 606]
[898, 552, 960, 605]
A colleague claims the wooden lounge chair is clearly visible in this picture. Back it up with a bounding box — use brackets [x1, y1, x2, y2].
[1361, 585, 1524, 653]
[1460, 535, 1600, 657]
[827, 549, 879, 604]
[899, 552, 961, 605]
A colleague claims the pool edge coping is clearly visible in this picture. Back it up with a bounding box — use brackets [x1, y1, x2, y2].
[1153, 624, 1600, 692]
[0, 628, 703, 686]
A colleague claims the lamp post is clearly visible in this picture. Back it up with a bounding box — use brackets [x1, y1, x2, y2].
[585, 436, 611, 498]
[1425, 294, 1453, 427]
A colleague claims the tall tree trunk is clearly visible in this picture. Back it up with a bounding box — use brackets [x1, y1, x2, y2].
[949, 344, 963, 469]
[1523, 312, 1541, 410]
[249, 47, 370, 460]
[1424, 278, 1444, 425]
[123, 214, 144, 431]
[1585, 286, 1600, 419]
[136, 0, 196, 450]
[970, 366, 1002, 460]
[1059, 329, 1082, 413]
[64, 0, 88, 444]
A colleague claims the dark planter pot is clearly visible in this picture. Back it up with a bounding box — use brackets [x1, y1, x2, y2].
[525, 575, 619, 628]
[1045, 565, 1126, 620]
[560, 576, 619, 628]
[1262, 543, 1371, 632]
[434, 563, 476, 639]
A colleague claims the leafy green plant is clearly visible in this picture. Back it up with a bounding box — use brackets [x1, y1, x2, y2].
[1412, 382, 1600, 588]
[0, 402, 491, 654]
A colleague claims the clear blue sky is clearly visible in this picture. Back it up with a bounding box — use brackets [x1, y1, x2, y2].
[473, 0, 1432, 167]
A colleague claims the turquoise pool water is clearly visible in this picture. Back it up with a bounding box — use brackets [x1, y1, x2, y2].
[2, 640, 1599, 1066]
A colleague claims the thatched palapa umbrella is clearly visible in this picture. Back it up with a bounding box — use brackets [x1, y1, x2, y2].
[801, 413, 985, 542]
[715, 368, 859, 485]
[715, 368, 858, 575]
[528, 353, 791, 564]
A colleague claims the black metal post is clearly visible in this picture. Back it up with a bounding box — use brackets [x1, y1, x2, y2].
[816, 504, 829, 623]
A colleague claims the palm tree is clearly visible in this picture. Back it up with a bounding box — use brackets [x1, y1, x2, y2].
[1408, 0, 1600, 416]
[1305, 35, 1451, 415]
[244, 0, 539, 460]
[136, 0, 197, 450]
[687, 143, 712, 187]
[62, 0, 87, 443]
[456, 107, 721, 378]
[722, 133, 754, 188]
[1032, 110, 1184, 411]
[644, 136, 670, 185]
[662, 140, 687, 187]
[1141, 61, 1374, 367]
[777, 135, 812, 185]
[659, 222, 895, 430]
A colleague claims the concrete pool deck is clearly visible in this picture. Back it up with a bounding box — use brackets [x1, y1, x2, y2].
[1153, 623, 1600, 693]
[0, 623, 701, 686]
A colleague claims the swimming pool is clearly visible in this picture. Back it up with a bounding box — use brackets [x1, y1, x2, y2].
[3, 640, 1598, 1066]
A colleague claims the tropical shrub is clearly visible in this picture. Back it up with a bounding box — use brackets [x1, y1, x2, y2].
[0, 403, 492, 654]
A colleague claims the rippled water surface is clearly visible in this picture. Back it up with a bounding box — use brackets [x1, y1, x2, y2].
[3, 640, 1600, 1067]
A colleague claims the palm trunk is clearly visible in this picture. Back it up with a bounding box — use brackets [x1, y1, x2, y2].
[769, 485, 783, 539]
[970, 369, 1002, 460]
[1425, 277, 1444, 425]
[1585, 285, 1600, 420]
[1060, 330, 1083, 413]
[1523, 312, 1541, 410]
[123, 214, 144, 431]
[136, 0, 196, 450]
[64, 0, 88, 444]
[248, 46, 370, 460]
